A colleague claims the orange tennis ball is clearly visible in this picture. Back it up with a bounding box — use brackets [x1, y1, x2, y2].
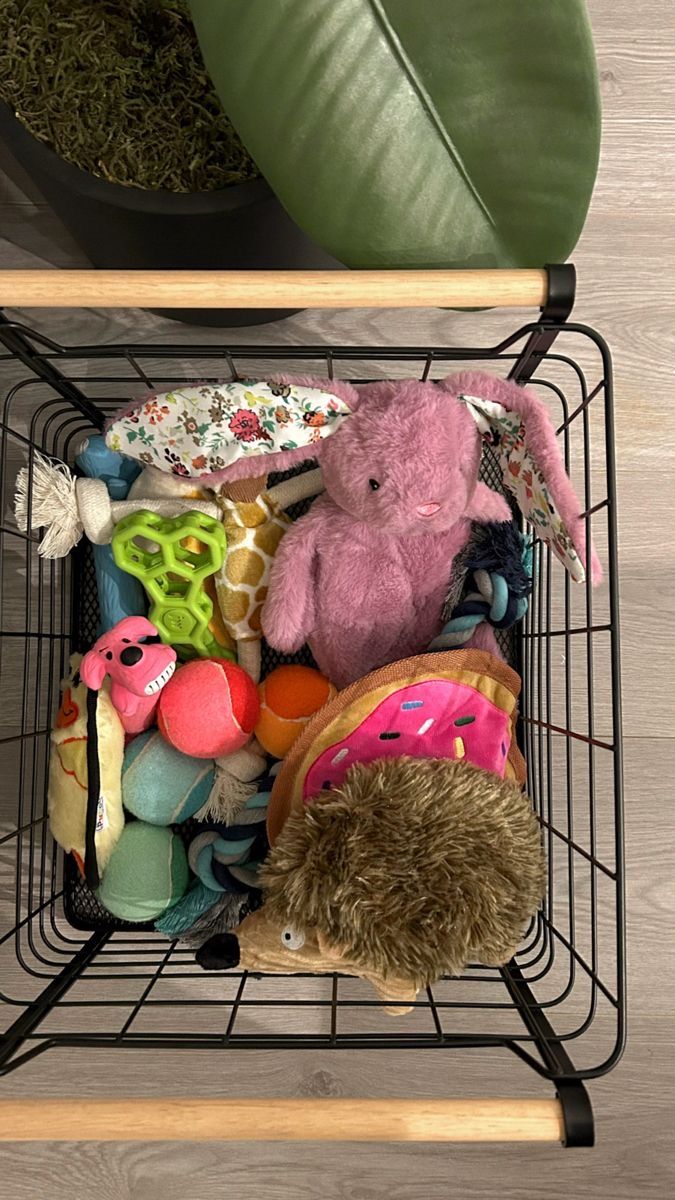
[158, 658, 259, 758]
[255, 665, 335, 759]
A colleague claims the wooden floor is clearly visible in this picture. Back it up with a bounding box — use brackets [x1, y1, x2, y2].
[1, 0, 674, 1193]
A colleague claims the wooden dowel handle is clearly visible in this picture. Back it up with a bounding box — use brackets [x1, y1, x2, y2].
[0, 1098, 564, 1142]
[0, 268, 548, 311]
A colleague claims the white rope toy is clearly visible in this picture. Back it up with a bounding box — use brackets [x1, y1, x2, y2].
[15, 453, 220, 558]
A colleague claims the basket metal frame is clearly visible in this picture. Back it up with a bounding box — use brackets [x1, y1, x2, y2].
[0, 300, 625, 1148]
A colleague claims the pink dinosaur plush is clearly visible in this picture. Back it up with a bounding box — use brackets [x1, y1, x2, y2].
[80, 616, 177, 735]
[258, 370, 600, 688]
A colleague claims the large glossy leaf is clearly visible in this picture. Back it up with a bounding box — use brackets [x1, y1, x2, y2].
[189, 0, 600, 268]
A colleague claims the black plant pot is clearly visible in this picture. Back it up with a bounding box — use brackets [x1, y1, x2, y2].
[0, 104, 340, 326]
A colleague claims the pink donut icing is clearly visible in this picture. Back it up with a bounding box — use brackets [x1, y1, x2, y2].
[303, 679, 511, 802]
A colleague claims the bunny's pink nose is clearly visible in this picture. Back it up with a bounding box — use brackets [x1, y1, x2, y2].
[417, 502, 441, 517]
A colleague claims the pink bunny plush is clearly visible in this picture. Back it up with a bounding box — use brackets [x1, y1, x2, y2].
[260, 370, 600, 688]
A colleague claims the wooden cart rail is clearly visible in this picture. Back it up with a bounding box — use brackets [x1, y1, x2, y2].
[0, 1097, 564, 1142]
[0, 267, 548, 311]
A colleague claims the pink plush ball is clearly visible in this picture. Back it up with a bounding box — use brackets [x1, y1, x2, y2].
[157, 658, 260, 758]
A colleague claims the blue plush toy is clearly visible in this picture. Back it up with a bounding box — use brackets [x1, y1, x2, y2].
[75, 436, 146, 633]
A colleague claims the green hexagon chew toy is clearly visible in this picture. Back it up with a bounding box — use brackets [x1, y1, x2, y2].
[112, 510, 232, 661]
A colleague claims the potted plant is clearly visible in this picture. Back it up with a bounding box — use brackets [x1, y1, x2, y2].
[189, 0, 601, 271]
[0, 0, 337, 325]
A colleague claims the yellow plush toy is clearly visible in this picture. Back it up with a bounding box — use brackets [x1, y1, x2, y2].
[48, 655, 125, 881]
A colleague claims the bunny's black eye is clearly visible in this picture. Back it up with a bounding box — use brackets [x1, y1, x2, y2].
[369, 478, 380, 491]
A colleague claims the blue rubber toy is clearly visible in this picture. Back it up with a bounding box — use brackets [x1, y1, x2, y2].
[75, 436, 146, 634]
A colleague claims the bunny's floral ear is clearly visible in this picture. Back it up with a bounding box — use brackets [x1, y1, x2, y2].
[105, 378, 357, 485]
[442, 371, 601, 585]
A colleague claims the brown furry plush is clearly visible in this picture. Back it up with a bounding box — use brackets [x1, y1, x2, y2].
[261, 757, 545, 988]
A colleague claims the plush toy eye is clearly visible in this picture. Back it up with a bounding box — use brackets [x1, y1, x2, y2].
[281, 926, 305, 951]
[369, 478, 380, 491]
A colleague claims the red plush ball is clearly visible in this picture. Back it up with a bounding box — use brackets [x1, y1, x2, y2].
[158, 658, 260, 758]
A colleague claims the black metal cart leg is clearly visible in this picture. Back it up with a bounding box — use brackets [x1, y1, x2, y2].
[508, 263, 577, 384]
[555, 1079, 595, 1148]
[0, 930, 109, 1076]
[501, 960, 595, 1147]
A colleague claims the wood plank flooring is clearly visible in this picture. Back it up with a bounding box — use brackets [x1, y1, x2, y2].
[0, 1, 674, 1193]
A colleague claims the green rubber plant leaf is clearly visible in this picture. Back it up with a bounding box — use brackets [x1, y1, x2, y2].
[189, 0, 600, 268]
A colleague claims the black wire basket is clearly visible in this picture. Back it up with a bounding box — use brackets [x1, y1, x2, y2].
[0, 269, 625, 1148]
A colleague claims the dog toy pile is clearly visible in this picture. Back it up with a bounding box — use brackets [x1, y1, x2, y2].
[22, 370, 600, 1003]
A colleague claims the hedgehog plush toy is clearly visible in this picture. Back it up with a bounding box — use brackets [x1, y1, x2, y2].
[261, 757, 545, 989]
[195, 647, 545, 1009]
[197, 755, 545, 1008]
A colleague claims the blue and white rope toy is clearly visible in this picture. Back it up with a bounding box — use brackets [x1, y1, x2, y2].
[155, 771, 275, 938]
[430, 521, 532, 651]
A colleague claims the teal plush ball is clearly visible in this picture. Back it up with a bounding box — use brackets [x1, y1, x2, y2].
[122, 730, 214, 825]
[97, 821, 189, 922]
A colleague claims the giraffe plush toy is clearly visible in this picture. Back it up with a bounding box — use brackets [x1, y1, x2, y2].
[211, 468, 325, 680]
[214, 490, 291, 676]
